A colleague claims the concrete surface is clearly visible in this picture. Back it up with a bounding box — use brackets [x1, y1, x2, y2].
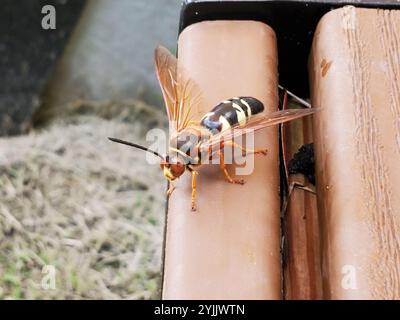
[41, 0, 181, 114]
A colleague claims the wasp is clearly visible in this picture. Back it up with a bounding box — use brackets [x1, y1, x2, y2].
[109, 46, 315, 211]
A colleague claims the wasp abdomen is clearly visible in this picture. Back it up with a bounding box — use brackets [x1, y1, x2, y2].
[200, 97, 264, 133]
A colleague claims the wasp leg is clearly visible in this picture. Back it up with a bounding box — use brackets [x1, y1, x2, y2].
[219, 150, 245, 185]
[280, 181, 316, 218]
[225, 141, 268, 156]
[187, 168, 198, 211]
[166, 184, 176, 197]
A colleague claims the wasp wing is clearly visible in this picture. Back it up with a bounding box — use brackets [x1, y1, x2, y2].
[200, 108, 316, 153]
[154, 46, 177, 124]
[154, 46, 204, 133]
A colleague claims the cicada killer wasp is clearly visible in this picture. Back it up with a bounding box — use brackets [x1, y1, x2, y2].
[109, 46, 315, 211]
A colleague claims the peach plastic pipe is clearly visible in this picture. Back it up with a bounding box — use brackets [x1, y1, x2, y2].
[283, 116, 323, 300]
[162, 21, 281, 299]
[310, 7, 400, 299]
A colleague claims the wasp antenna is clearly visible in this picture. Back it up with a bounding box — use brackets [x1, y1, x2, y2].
[108, 137, 164, 160]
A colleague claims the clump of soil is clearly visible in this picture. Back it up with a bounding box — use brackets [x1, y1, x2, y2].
[0, 100, 168, 299]
[288, 143, 315, 185]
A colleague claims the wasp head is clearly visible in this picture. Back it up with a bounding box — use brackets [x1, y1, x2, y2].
[160, 155, 186, 181]
[107, 137, 187, 181]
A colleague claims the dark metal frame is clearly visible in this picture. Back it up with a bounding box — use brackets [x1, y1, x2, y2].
[179, 0, 400, 97]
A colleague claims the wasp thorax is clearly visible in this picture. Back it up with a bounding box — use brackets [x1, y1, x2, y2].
[170, 129, 200, 149]
[169, 127, 210, 161]
[160, 155, 186, 181]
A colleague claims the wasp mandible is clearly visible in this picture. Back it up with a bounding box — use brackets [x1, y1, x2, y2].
[109, 46, 315, 211]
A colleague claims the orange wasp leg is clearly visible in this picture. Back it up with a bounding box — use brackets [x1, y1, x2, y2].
[166, 183, 176, 197]
[224, 140, 268, 156]
[187, 168, 198, 211]
[219, 149, 245, 185]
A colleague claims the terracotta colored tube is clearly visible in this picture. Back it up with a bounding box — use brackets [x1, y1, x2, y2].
[310, 7, 400, 299]
[162, 21, 281, 299]
[283, 117, 323, 300]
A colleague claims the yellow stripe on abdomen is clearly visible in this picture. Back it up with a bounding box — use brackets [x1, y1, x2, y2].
[233, 102, 247, 126]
